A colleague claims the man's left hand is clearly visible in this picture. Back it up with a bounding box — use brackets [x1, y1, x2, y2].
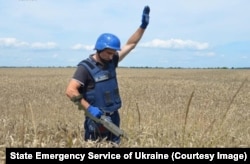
[140, 5, 150, 29]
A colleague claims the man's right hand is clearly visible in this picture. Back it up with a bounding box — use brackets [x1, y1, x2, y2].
[87, 105, 103, 118]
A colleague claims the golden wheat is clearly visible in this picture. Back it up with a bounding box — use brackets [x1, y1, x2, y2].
[0, 68, 249, 156]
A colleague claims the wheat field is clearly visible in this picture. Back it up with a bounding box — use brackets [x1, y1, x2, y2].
[0, 68, 249, 159]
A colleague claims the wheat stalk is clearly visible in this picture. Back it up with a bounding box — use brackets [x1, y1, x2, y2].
[200, 78, 247, 146]
[220, 78, 247, 126]
[182, 90, 195, 147]
[29, 103, 38, 147]
[135, 101, 141, 130]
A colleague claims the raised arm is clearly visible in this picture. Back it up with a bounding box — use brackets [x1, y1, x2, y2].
[118, 6, 150, 62]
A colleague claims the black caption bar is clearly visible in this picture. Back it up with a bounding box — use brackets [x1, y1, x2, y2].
[6, 148, 249, 164]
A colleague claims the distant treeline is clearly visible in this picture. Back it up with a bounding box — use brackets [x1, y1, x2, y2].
[120, 66, 250, 69]
[0, 66, 249, 69]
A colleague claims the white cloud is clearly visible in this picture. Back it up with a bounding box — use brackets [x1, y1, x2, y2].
[71, 44, 94, 51]
[0, 38, 28, 47]
[0, 37, 57, 50]
[140, 39, 209, 50]
[31, 42, 57, 49]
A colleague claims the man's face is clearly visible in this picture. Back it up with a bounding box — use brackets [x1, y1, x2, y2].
[99, 48, 117, 62]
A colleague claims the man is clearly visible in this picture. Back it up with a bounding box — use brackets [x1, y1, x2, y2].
[65, 5, 150, 144]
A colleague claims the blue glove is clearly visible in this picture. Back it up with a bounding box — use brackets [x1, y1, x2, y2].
[140, 5, 150, 29]
[87, 105, 103, 118]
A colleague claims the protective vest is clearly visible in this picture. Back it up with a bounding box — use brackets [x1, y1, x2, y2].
[78, 57, 122, 113]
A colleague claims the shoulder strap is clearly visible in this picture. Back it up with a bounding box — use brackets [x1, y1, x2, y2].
[79, 58, 111, 82]
[78, 57, 99, 75]
[78, 57, 117, 82]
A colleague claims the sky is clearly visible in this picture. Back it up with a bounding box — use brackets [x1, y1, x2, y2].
[0, 0, 250, 68]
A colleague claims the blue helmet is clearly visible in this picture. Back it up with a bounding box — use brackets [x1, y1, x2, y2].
[94, 33, 121, 51]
